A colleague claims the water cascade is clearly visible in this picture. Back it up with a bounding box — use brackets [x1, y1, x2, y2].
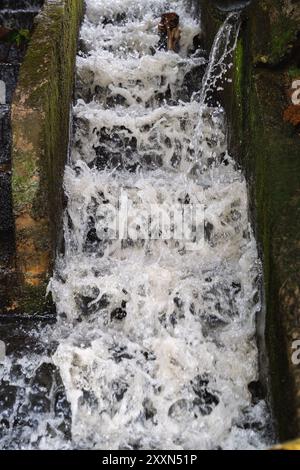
[0, 0, 273, 450]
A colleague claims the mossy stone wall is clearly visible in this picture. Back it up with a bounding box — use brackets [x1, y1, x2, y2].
[10, 0, 84, 314]
[200, 0, 300, 441]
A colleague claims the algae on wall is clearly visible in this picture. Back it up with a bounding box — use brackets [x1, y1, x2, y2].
[10, 0, 84, 314]
[200, 0, 300, 441]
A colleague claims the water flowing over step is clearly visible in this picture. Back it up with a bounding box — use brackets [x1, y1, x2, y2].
[0, 0, 272, 450]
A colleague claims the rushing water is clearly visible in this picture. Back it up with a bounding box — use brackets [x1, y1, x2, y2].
[0, 0, 272, 450]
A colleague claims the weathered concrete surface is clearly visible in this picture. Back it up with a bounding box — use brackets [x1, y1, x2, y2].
[200, 0, 300, 442]
[10, 0, 84, 313]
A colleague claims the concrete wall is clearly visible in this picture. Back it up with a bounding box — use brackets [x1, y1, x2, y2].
[199, 0, 300, 441]
[7, 0, 84, 314]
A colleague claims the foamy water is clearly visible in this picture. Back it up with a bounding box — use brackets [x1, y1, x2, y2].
[0, 0, 272, 450]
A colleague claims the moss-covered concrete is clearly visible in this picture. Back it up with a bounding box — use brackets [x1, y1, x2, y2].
[9, 0, 84, 314]
[200, 0, 300, 441]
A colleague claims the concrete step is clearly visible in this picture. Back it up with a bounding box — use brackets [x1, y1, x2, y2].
[0, 105, 11, 165]
[0, 9, 40, 30]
